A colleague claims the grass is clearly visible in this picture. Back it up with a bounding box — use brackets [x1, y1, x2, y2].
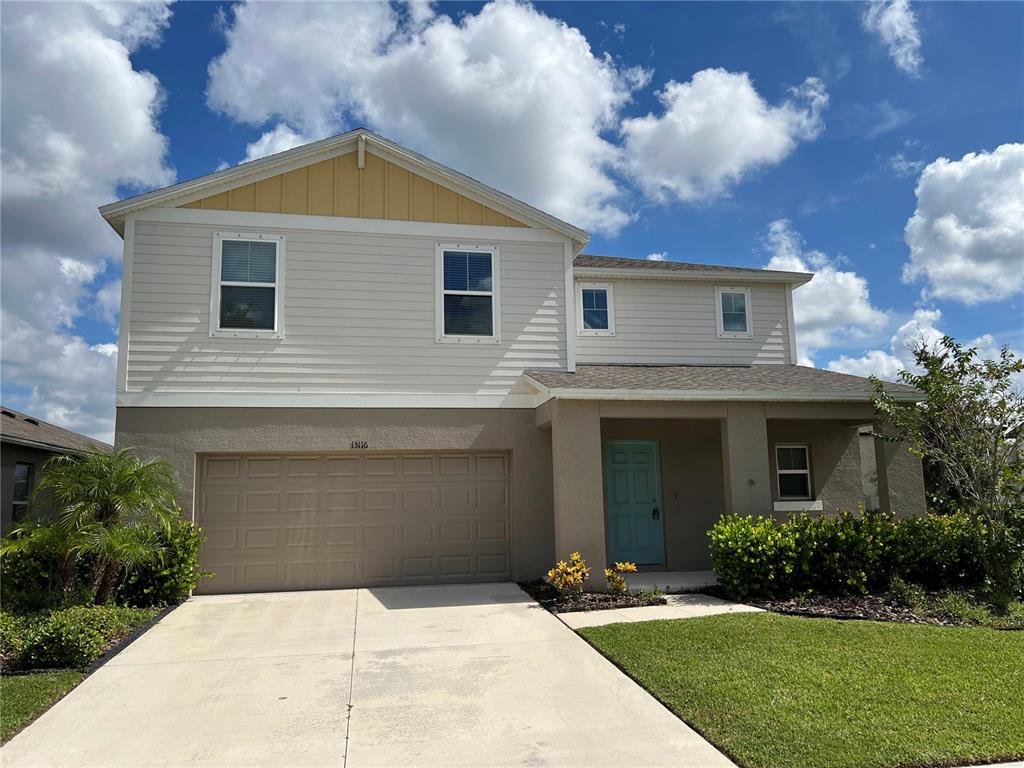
[580, 613, 1024, 768]
[1, 671, 86, 743]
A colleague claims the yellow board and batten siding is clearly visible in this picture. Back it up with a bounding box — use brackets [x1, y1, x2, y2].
[180, 151, 528, 227]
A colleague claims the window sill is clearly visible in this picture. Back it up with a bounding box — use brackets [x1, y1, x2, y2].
[435, 335, 501, 344]
[773, 500, 823, 513]
[717, 332, 754, 340]
[211, 329, 283, 340]
[578, 330, 615, 337]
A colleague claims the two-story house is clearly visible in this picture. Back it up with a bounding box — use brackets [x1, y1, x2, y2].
[100, 129, 926, 594]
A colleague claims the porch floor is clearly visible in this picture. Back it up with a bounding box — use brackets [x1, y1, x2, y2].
[629, 570, 717, 594]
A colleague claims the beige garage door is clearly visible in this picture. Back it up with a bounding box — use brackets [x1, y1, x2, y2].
[195, 451, 511, 594]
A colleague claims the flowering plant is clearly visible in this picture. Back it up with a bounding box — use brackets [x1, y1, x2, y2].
[604, 561, 638, 594]
[547, 551, 590, 594]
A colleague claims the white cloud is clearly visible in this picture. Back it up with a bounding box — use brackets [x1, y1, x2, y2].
[764, 219, 887, 366]
[827, 308, 1021, 384]
[1, 2, 174, 442]
[207, 1, 648, 235]
[902, 143, 1024, 304]
[647, 251, 667, 261]
[241, 124, 314, 163]
[620, 69, 828, 204]
[862, 0, 923, 77]
[888, 152, 925, 178]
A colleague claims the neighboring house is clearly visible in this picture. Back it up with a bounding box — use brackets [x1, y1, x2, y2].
[100, 128, 926, 595]
[0, 407, 112, 534]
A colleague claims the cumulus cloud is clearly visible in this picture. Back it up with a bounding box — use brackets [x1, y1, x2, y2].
[620, 69, 828, 204]
[207, 1, 648, 235]
[764, 219, 887, 366]
[862, 0, 923, 77]
[1, 2, 175, 442]
[827, 308, 1021, 384]
[902, 143, 1024, 304]
[647, 252, 667, 261]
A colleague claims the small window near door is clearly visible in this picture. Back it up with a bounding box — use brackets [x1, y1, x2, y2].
[12, 462, 33, 521]
[776, 445, 811, 500]
[577, 282, 615, 336]
[715, 286, 752, 338]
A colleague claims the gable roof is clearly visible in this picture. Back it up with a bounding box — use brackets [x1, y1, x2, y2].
[574, 254, 813, 285]
[100, 128, 590, 249]
[0, 406, 112, 454]
[525, 364, 921, 402]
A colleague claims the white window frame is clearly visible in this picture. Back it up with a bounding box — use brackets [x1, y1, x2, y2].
[435, 243, 501, 344]
[715, 286, 753, 339]
[776, 444, 812, 501]
[576, 282, 616, 337]
[210, 232, 286, 339]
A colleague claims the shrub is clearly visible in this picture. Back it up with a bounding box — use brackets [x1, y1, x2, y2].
[887, 575, 926, 611]
[710, 509, 995, 601]
[604, 561, 637, 594]
[12, 605, 157, 671]
[547, 552, 590, 595]
[117, 519, 209, 607]
[1, 611, 24, 669]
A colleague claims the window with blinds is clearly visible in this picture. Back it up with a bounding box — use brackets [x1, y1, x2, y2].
[214, 236, 281, 334]
[715, 286, 752, 339]
[438, 246, 499, 340]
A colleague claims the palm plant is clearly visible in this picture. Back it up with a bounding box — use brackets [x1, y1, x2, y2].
[4, 449, 181, 604]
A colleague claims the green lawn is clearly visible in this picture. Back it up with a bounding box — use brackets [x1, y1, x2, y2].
[581, 613, 1024, 768]
[1, 671, 86, 743]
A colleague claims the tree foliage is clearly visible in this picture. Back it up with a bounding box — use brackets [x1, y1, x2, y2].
[872, 336, 1023, 598]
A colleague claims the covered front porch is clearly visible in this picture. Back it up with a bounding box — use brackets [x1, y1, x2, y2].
[530, 366, 926, 579]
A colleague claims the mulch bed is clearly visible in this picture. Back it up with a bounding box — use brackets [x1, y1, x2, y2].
[519, 580, 667, 614]
[749, 594, 1023, 629]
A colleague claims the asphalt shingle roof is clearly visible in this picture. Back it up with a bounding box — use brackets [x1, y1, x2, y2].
[525, 365, 920, 401]
[0, 406, 112, 453]
[574, 254, 806, 278]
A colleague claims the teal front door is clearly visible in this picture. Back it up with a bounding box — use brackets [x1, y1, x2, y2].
[605, 440, 664, 565]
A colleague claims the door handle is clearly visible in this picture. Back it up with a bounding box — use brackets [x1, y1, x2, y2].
[652, 506, 660, 520]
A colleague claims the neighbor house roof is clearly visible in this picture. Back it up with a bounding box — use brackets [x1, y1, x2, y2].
[573, 254, 812, 285]
[0, 407, 112, 454]
[99, 127, 591, 250]
[524, 365, 921, 402]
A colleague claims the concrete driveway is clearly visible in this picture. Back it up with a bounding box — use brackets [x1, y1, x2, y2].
[2, 583, 732, 768]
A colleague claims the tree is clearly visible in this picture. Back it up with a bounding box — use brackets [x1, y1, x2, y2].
[4, 449, 181, 604]
[872, 336, 1023, 598]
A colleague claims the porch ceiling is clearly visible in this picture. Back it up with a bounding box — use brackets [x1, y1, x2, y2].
[525, 364, 922, 403]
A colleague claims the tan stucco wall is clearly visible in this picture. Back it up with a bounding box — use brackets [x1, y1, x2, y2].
[602, 419, 725, 570]
[180, 150, 527, 227]
[720, 403, 773, 516]
[115, 407, 554, 581]
[873, 427, 928, 518]
[766, 419, 863, 514]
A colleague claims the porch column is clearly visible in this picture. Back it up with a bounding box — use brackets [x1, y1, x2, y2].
[550, 400, 606, 581]
[873, 425, 927, 518]
[721, 403, 773, 515]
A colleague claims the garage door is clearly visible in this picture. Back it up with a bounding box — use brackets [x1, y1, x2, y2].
[195, 452, 511, 594]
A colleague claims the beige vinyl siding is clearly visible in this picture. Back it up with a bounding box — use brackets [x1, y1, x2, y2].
[127, 218, 566, 395]
[575, 279, 791, 365]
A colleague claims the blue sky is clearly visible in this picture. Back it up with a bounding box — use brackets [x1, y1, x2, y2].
[1, 1, 1022, 441]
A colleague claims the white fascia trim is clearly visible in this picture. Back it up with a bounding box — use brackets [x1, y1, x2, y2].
[773, 500, 824, 513]
[572, 267, 813, 285]
[134, 206, 567, 245]
[520, 381, 921, 403]
[564, 239, 577, 372]
[115, 218, 135, 392]
[100, 128, 590, 248]
[116, 391, 545, 409]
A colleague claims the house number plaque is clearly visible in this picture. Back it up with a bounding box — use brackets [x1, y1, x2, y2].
[350, 440, 369, 449]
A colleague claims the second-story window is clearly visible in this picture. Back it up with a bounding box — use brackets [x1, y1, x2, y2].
[436, 244, 500, 343]
[577, 282, 615, 336]
[715, 286, 752, 339]
[212, 233, 285, 338]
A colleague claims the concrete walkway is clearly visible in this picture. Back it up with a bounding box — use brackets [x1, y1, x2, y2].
[2, 583, 734, 768]
[559, 593, 762, 629]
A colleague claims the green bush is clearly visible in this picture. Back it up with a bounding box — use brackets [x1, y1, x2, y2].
[117, 519, 209, 607]
[710, 510, 998, 601]
[1, 611, 24, 667]
[888, 575, 926, 611]
[11, 605, 157, 671]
